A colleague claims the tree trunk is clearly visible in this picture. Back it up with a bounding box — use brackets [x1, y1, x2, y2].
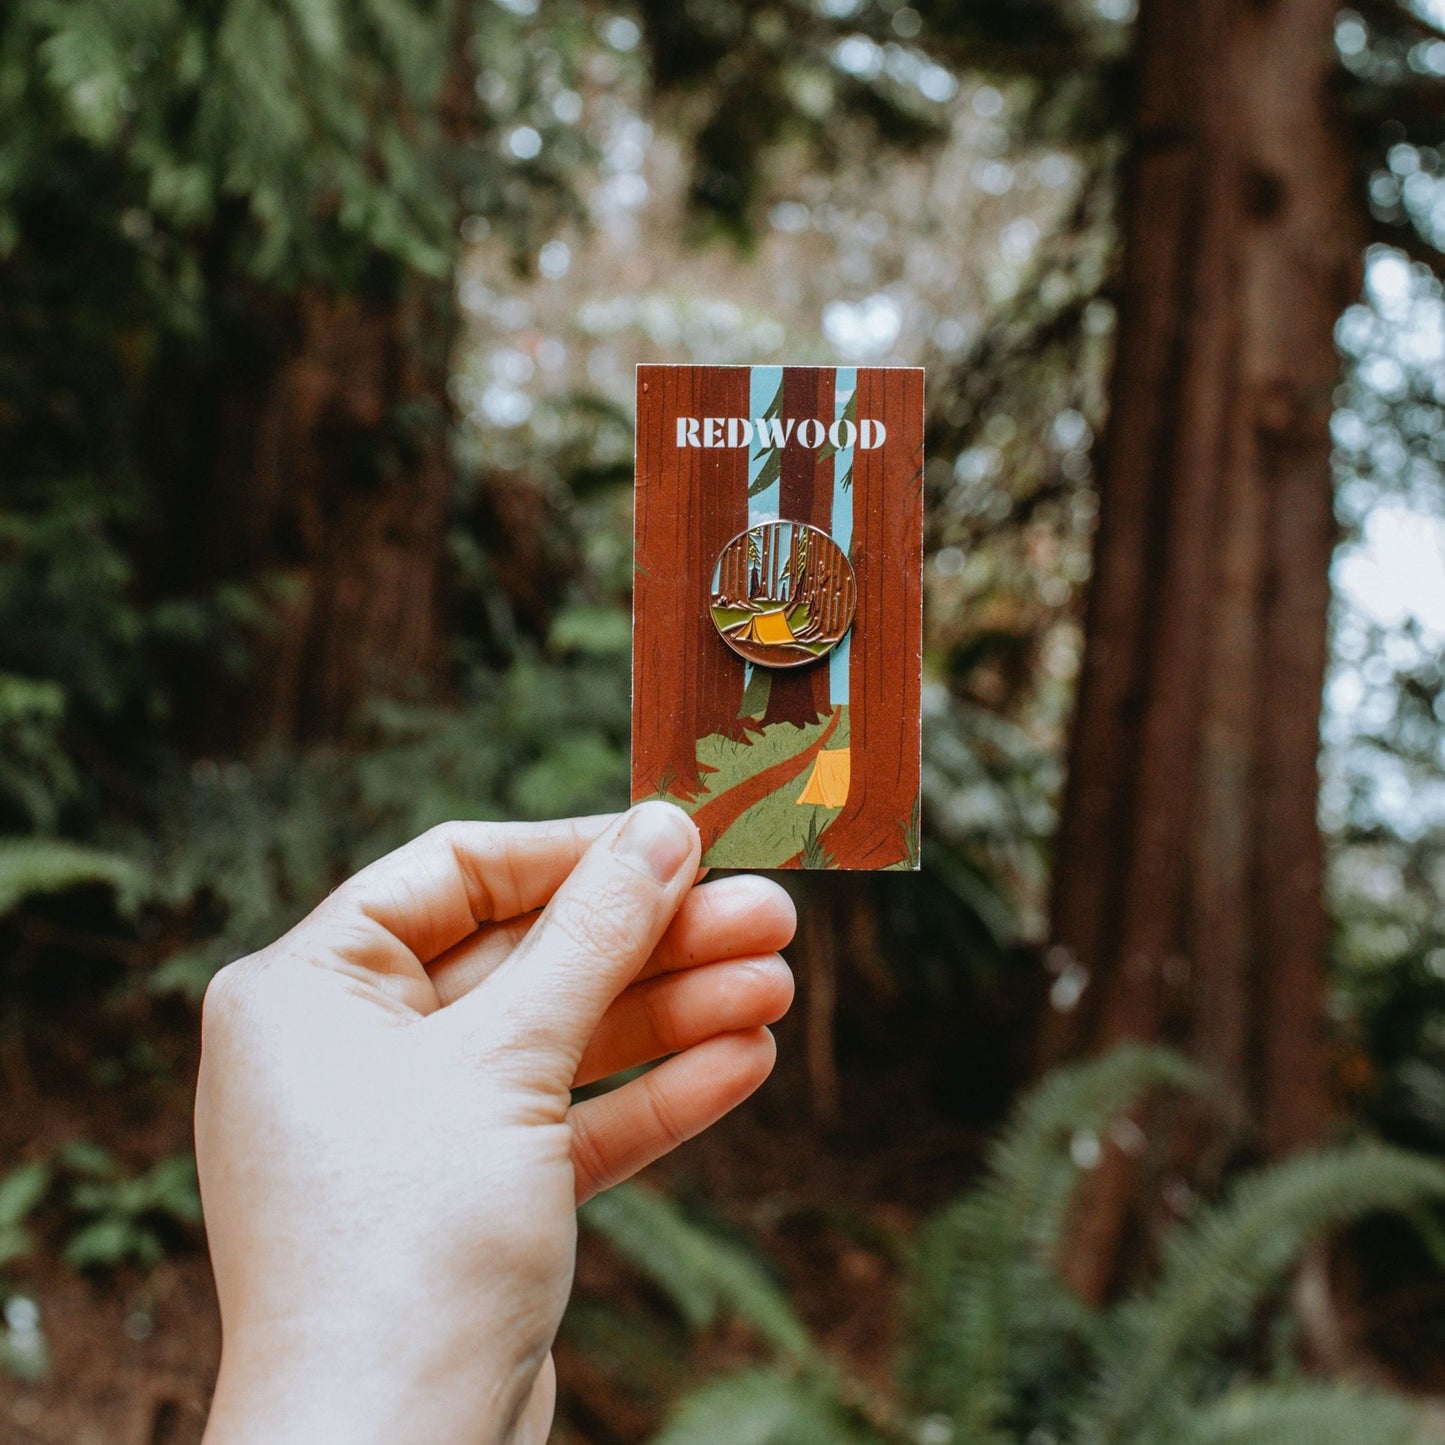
[632, 364, 750, 801]
[766, 367, 835, 728]
[1044, 0, 1363, 1302]
[819, 366, 925, 867]
[151, 279, 456, 749]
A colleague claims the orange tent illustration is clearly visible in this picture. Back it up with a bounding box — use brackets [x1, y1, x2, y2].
[735, 606, 797, 647]
[797, 747, 851, 807]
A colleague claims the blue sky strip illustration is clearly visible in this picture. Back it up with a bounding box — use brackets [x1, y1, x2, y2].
[743, 365, 781, 700]
[747, 365, 782, 522]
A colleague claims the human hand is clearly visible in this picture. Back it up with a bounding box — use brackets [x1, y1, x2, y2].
[196, 803, 795, 1445]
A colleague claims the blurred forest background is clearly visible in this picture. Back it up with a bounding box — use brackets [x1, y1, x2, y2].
[8, 0, 1445, 1440]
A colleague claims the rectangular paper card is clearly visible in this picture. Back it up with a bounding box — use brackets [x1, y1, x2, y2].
[631, 364, 924, 870]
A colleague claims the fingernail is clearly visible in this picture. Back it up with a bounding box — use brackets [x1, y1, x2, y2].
[616, 802, 695, 884]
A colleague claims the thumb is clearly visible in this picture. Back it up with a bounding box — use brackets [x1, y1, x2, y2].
[451, 801, 700, 1070]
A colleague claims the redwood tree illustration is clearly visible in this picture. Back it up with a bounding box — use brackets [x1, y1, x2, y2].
[821, 367, 924, 866]
[632, 364, 750, 800]
[765, 366, 836, 728]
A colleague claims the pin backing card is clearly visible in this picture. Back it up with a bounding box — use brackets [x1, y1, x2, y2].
[632, 364, 924, 871]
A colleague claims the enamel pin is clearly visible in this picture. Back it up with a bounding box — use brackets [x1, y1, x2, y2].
[709, 521, 856, 669]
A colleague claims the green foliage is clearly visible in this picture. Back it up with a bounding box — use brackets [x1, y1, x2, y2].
[0, 1162, 51, 1271]
[0, 675, 73, 833]
[632, 0, 1121, 237]
[581, 1185, 814, 1365]
[0, 1162, 51, 1384]
[920, 700, 1061, 948]
[587, 1051, 1441, 1445]
[0, 839, 148, 919]
[651, 1368, 882, 1445]
[7, 0, 452, 284]
[60, 1145, 201, 1273]
[0, 1144, 201, 1296]
[1169, 1383, 1422, 1445]
[906, 1046, 1211, 1442]
[0, 496, 155, 836]
[0, 0, 599, 906]
[146, 653, 629, 994]
[547, 605, 633, 659]
[1077, 1145, 1445, 1445]
[799, 811, 836, 870]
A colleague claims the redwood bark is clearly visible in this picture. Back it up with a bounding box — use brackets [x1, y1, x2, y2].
[152, 280, 456, 748]
[631, 364, 750, 800]
[819, 367, 925, 867]
[767, 367, 836, 728]
[1044, 0, 1363, 1300]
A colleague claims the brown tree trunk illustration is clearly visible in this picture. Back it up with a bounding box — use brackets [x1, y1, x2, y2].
[632, 364, 750, 801]
[1042, 0, 1363, 1303]
[148, 281, 456, 749]
[766, 366, 836, 728]
[720, 533, 745, 604]
[798, 541, 855, 642]
[819, 367, 925, 866]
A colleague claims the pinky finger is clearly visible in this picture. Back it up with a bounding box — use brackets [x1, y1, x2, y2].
[568, 1028, 776, 1204]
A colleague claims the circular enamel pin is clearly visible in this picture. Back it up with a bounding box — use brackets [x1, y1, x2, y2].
[709, 520, 856, 669]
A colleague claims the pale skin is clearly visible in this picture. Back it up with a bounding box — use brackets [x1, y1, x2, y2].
[196, 802, 796, 1445]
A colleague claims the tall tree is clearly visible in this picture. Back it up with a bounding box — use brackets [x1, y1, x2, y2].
[149, 284, 455, 746]
[766, 367, 836, 729]
[1043, 0, 1364, 1300]
[1, 0, 586, 750]
[632, 365, 750, 801]
[821, 367, 925, 868]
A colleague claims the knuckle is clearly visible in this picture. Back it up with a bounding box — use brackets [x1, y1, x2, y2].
[200, 956, 260, 1038]
[435, 820, 500, 924]
[639, 980, 678, 1050]
[422, 818, 470, 849]
[681, 887, 721, 963]
[642, 1074, 688, 1151]
[570, 1112, 612, 1199]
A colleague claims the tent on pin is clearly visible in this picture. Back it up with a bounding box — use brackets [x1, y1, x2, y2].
[797, 748, 850, 807]
[735, 606, 797, 647]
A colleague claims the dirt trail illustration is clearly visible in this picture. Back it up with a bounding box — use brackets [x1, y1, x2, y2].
[690, 710, 842, 850]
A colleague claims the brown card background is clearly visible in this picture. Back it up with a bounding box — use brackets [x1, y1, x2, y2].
[632, 364, 923, 869]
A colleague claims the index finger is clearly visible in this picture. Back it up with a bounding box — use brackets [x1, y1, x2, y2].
[314, 815, 617, 965]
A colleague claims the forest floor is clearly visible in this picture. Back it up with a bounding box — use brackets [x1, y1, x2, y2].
[0, 951, 991, 1445]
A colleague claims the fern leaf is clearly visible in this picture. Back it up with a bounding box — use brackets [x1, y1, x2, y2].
[0, 838, 147, 917]
[987, 1045, 1212, 1256]
[749, 448, 782, 497]
[1171, 1383, 1422, 1445]
[1079, 1145, 1445, 1445]
[580, 1184, 814, 1362]
[651, 1368, 881, 1445]
[905, 1046, 1210, 1439]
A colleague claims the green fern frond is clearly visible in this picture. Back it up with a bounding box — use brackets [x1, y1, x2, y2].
[987, 1046, 1213, 1257]
[0, 838, 148, 917]
[651, 1368, 882, 1445]
[905, 1046, 1210, 1439]
[1170, 1382, 1423, 1445]
[1079, 1145, 1445, 1445]
[580, 1184, 814, 1363]
[749, 449, 782, 497]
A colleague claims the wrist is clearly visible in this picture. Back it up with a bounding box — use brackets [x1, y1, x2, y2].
[204, 1313, 540, 1445]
